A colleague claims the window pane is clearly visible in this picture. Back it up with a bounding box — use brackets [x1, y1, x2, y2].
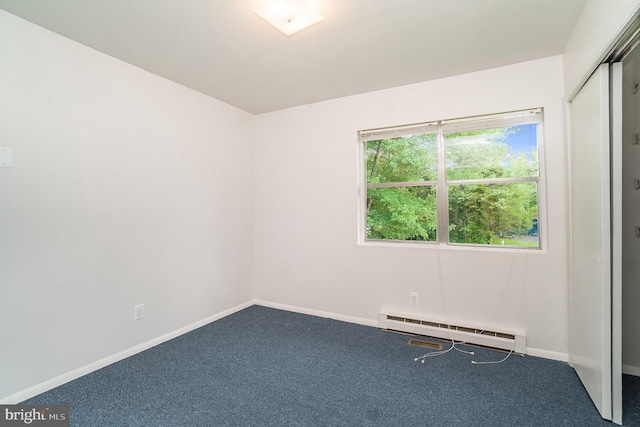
[366, 186, 437, 241]
[366, 133, 437, 184]
[445, 124, 538, 180]
[448, 182, 538, 247]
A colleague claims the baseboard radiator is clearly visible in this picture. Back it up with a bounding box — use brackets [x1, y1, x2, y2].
[379, 312, 526, 354]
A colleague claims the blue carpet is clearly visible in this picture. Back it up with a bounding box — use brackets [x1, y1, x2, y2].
[625, 374, 640, 425]
[23, 306, 634, 426]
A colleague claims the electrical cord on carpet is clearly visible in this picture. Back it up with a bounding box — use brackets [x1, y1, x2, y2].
[414, 251, 523, 366]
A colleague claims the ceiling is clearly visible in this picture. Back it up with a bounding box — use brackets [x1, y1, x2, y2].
[0, 0, 587, 114]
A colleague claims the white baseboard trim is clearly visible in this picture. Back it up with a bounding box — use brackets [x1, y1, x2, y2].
[525, 348, 569, 362]
[253, 299, 379, 328]
[623, 364, 640, 376]
[1, 300, 254, 404]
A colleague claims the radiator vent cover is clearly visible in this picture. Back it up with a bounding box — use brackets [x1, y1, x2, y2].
[380, 312, 526, 354]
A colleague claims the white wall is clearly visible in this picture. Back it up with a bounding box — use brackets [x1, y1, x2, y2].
[0, 10, 254, 401]
[253, 56, 569, 359]
[564, 0, 640, 99]
[622, 46, 640, 375]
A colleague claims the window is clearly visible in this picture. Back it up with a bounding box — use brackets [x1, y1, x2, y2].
[360, 109, 543, 249]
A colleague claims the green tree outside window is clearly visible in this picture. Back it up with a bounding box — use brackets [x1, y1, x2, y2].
[362, 111, 541, 248]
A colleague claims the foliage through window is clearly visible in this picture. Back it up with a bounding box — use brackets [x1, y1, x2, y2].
[360, 109, 542, 248]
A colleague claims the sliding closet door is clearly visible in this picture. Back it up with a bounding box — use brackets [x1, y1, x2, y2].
[569, 63, 612, 421]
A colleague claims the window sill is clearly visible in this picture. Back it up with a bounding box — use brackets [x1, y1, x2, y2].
[359, 239, 546, 254]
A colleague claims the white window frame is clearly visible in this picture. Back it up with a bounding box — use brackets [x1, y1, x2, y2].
[358, 108, 546, 250]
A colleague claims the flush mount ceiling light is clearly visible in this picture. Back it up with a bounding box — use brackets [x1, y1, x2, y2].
[255, 0, 324, 36]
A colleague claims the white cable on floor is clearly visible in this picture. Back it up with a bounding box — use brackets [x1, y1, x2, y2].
[471, 349, 514, 365]
[413, 250, 524, 366]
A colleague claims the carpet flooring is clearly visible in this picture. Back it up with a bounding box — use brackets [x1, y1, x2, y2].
[24, 306, 639, 426]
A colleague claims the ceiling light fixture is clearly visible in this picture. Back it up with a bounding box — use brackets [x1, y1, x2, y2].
[255, 0, 324, 36]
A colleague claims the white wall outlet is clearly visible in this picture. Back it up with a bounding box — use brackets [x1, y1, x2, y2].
[133, 303, 145, 321]
[0, 147, 15, 168]
[409, 292, 419, 305]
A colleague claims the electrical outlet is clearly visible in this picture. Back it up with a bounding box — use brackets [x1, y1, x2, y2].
[409, 292, 419, 305]
[0, 147, 14, 168]
[133, 303, 145, 321]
